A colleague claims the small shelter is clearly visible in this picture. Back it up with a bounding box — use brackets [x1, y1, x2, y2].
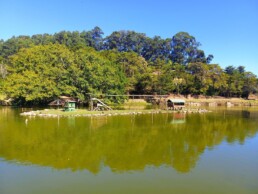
[49, 96, 77, 110]
[64, 100, 76, 111]
[167, 99, 185, 110]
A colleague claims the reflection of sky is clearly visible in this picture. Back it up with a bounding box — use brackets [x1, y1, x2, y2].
[1, 134, 258, 194]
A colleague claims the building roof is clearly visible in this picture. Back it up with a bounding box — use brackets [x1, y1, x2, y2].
[167, 99, 185, 103]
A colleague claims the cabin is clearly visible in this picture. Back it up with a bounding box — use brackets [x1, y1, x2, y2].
[64, 100, 76, 111]
[167, 99, 185, 110]
[49, 96, 77, 109]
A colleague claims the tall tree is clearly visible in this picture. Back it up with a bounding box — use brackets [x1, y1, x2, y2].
[237, 66, 245, 74]
[224, 66, 245, 97]
[225, 65, 236, 75]
[207, 64, 227, 96]
[186, 62, 212, 94]
[74, 48, 126, 96]
[141, 36, 171, 61]
[242, 72, 257, 97]
[103, 30, 147, 54]
[91, 26, 104, 50]
[170, 32, 211, 65]
[0, 36, 34, 58]
[100, 50, 149, 94]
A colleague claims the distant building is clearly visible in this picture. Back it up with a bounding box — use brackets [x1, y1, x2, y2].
[64, 100, 76, 111]
[167, 99, 185, 110]
[49, 96, 77, 110]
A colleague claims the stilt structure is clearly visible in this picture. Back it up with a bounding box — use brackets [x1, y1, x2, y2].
[91, 98, 112, 111]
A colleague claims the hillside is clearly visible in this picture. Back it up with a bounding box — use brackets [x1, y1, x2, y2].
[0, 27, 257, 105]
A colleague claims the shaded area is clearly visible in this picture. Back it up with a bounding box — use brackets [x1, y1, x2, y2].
[0, 107, 258, 173]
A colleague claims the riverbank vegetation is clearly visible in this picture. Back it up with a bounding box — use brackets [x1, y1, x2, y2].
[0, 27, 257, 105]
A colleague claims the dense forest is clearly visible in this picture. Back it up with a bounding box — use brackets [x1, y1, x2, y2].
[0, 27, 257, 105]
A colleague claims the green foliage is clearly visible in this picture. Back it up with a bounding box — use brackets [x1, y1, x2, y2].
[4, 44, 78, 104]
[100, 50, 149, 94]
[171, 32, 210, 65]
[74, 48, 126, 96]
[223, 65, 257, 97]
[0, 28, 257, 105]
[4, 71, 59, 104]
[2, 44, 126, 105]
[207, 64, 227, 96]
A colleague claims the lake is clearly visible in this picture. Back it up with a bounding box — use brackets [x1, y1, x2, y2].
[0, 107, 258, 194]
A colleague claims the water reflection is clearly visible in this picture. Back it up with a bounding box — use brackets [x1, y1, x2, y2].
[0, 108, 258, 174]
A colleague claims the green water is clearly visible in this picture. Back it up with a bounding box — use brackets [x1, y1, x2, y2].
[0, 107, 258, 194]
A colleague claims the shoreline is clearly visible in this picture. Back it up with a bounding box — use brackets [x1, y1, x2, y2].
[185, 98, 258, 106]
[20, 108, 210, 117]
[2, 96, 258, 107]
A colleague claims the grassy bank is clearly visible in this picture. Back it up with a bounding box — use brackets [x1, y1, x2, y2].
[185, 98, 258, 106]
[117, 99, 152, 110]
[20, 108, 209, 117]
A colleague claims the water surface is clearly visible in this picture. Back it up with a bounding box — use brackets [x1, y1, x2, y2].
[0, 107, 258, 194]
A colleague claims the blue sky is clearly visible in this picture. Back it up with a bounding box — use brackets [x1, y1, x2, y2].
[0, 0, 258, 75]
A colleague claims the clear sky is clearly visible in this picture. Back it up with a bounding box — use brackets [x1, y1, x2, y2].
[0, 0, 258, 75]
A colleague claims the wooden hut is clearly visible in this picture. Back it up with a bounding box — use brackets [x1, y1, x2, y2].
[64, 100, 76, 111]
[49, 96, 77, 110]
[167, 99, 185, 110]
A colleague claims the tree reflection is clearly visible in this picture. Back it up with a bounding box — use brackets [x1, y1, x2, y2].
[0, 109, 257, 173]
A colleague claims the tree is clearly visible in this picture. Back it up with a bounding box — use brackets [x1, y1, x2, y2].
[3, 71, 59, 104]
[173, 78, 185, 94]
[206, 54, 214, 64]
[103, 30, 147, 54]
[3, 44, 78, 104]
[224, 66, 245, 97]
[0, 36, 34, 58]
[242, 72, 257, 98]
[74, 48, 126, 97]
[81, 26, 104, 50]
[3, 44, 127, 105]
[186, 62, 212, 95]
[100, 50, 148, 94]
[1, 27, 258, 102]
[152, 60, 188, 95]
[207, 64, 227, 96]
[141, 36, 171, 61]
[153, 59, 172, 94]
[225, 65, 236, 75]
[237, 66, 245, 74]
[170, 32, 211, 65]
